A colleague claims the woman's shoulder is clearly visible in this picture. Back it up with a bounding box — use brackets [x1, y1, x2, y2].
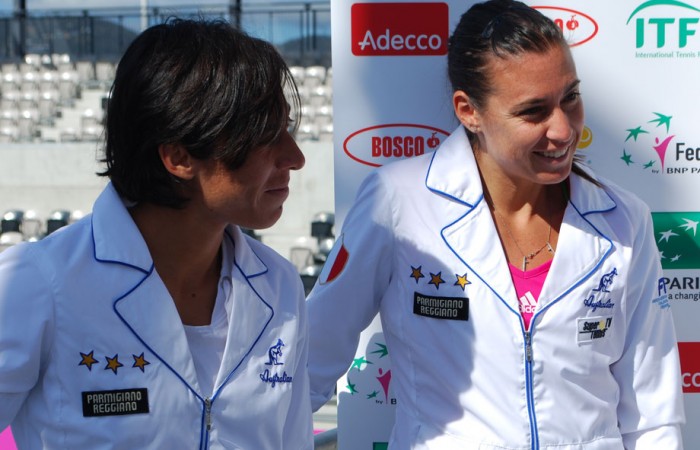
[573, 167, 652, 216]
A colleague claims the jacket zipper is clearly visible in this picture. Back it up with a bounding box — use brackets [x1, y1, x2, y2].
[199, 397, 213, 450]
[524, 330, 539, 450]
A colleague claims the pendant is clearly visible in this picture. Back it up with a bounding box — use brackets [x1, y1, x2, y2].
[522, 256, 528, 271]
[547, 242, 555, 253]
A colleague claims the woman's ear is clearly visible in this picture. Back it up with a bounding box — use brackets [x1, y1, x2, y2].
[158, 143, 196, 180]
[453, 90, 481, 133]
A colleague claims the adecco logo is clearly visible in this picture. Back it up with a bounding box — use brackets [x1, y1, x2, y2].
[344, 124, 449, 167]
[533, 6, 599, 47]
[351, 3, 449, 56]
[679, 342, 700, 393]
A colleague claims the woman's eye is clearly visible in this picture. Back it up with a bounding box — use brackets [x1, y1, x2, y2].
[518, 107, 546, 120]
[564, 91, 581, 103]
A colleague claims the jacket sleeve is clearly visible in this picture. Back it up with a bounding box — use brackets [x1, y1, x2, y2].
[306, 170, 395, 411]
[610, 209, 685, 449]
[0, 243, 55, 428]
[282, 277, 314, 449]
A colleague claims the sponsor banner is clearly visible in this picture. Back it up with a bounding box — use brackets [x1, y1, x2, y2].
[679, 342, 700, 393]
[652, 212, 700, 270]
[332, 1, 700, 448]
[351, 2, 449, 56]
[343, 124, 449, 167]
[533, 6, 599, 46]
[626, 0, 700, 59]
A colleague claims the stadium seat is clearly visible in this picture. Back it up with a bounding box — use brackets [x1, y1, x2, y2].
[51, 53, 71, 67]
[81, 108, 100, 128]
[0, 89, 20, 109]
[317, 123, 333, 142]
[295, 121, 319, 141]
[21, 210, 43, 241]
[37, 90, 60, 124]
[1, 210, 24, 234]
[39, 71, 59, 92]
[58, 71, 80, 105]
[17, 109, 39, 141]
[18, 90, 39, 110]
[289, 65, 306, 86]
[1, 72, 20, 93]
[1, 63, 18, 74]
[19, 71, 39, 92]
[0, 108, 20, 128]
[23, 54, 42, 69]
[59, 127, 79, 142]
[0, 232, 23, 249]
[95, 61, 116, 87]
[307, 85, 332, 107]
[75, 60, 96, 84]
[0, 125, 19, 142]
[325, 66, 333, 86]
[313, 104, 333, 127]
[289, 245, 315, 272]
[303, 65, 326, 88]
[81, 125, 103, 142]
[46, 210, 71, 235]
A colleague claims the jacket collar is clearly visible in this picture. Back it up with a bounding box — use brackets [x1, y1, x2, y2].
[91, 183, 153, 273]
[91, 183, 269, 278]
[429, 127, 617, 315]
[94, 183, 273, 396]
[227, 225, 268, 279]
[425, 126, 616, 216]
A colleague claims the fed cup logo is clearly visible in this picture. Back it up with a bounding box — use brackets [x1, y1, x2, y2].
[619, 111, 700, 176]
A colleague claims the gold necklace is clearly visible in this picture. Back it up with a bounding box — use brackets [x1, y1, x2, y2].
[489, 203, 556, 271]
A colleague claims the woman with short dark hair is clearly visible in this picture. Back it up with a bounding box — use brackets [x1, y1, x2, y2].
[0, 18, 313, 449]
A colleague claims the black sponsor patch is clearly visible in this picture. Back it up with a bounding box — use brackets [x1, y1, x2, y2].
[413, 292, 468, 321]
[82, 388, 149, 417]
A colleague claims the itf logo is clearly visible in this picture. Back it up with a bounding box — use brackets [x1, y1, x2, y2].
[627, 0, 700, 58]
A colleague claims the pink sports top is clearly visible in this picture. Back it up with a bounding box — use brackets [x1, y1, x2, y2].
[509, 259, 552, 331]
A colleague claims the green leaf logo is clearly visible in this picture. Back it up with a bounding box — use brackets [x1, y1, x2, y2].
[652, 212, 700, 269]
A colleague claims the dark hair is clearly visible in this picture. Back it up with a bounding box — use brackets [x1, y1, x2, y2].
[100, 18, 300, 208]
[448, 0, 564, 109]
[448, 0, 597, 185]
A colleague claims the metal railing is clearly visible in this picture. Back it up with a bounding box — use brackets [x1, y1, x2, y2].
[0, 1, 330, 66]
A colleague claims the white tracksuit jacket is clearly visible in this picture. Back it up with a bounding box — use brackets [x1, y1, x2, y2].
[0, 183, 313, 449]
[307, 126, 685, 449]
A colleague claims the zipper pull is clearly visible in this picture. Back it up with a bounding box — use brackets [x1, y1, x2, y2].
[205, 397, 212, 431]
[524, 331, 533, 362]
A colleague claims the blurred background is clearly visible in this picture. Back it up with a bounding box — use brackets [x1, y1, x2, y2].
[0, 1, 337, 440]
[0, 0, 337, 285]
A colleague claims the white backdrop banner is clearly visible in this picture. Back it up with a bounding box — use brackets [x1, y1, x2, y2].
[330, 1, 700, 448]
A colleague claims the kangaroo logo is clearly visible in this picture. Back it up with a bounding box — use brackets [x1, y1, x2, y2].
[265, 339, 285, 366]
[593, 268, 618, 293]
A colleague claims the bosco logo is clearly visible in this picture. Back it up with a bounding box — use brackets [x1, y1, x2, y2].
[344, 124, 449, 167]
[533, 6, 599, 46]
[351, 3, 449, 56]
[678, 342, 700, 393]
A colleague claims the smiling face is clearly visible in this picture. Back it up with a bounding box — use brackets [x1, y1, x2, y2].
[191, 130, 305, 230]
[454, 43, 584, 189]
